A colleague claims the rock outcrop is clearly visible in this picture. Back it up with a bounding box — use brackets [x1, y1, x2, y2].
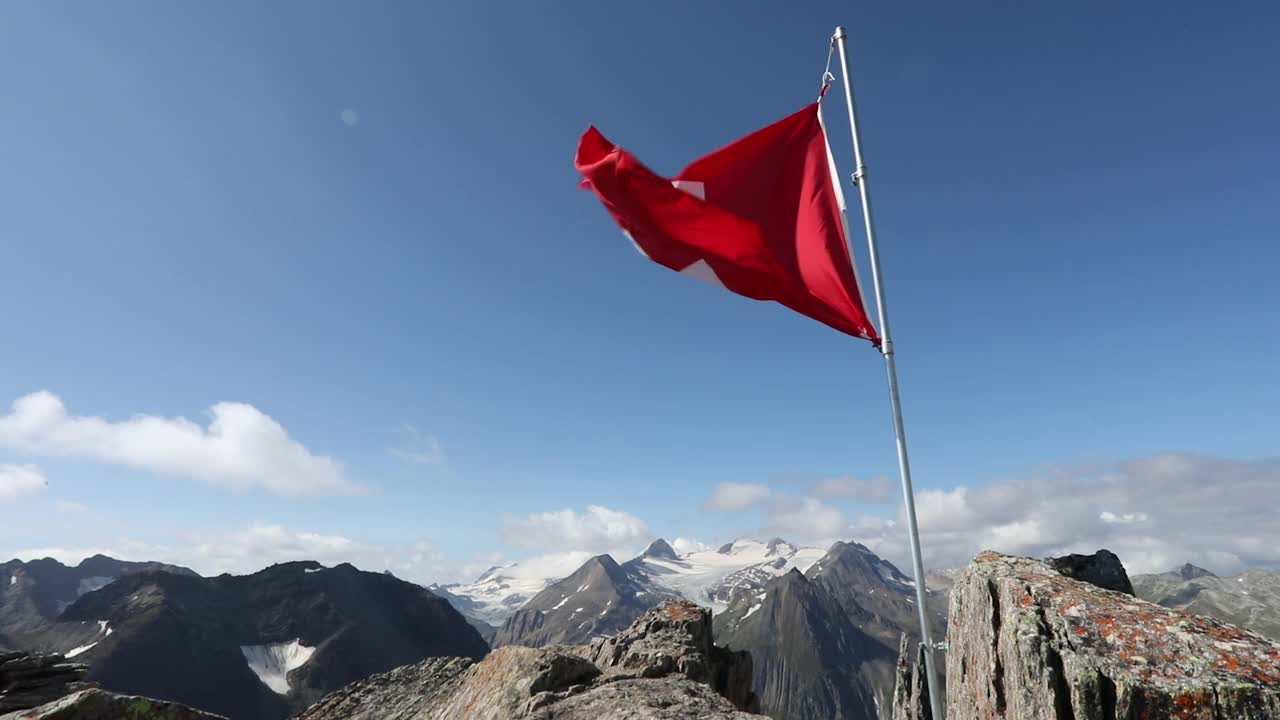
[1045, 549, 1135, 596]
[0, 652, 89, 713]
[299, 600, 764, 720]
[947, 550, 1280, 719]
[587, 599, 756, 711]
[890, 635, 932, 720]
[0, 650, 223, 719]
[1, 689, 227, 719]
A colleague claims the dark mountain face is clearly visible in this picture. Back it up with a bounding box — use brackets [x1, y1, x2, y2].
[714, 569, 894, 720]
[714, 541, 944, 720]
[0, 555, 197, 650]
[44, 561, 488, 720]
[642, 538, 679, 561]
[493, 555, 674, 648]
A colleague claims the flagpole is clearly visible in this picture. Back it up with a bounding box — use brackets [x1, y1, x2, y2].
[832, 25, 945, 720]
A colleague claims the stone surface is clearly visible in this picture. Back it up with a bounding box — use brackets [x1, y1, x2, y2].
[890, 635, 932, 720]
[947, 550, 1280, 720]
[0, 688, 226, 719]
[1045, 549, 1135, 596]
[299, 600, 765, 720]
[588, 600, 757, 712]
[0, 652, 89, 713]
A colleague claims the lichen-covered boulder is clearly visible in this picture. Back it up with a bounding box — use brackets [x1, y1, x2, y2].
[947, 550, 1280, 720]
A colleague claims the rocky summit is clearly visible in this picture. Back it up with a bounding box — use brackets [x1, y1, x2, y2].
[299, 600, 764, 720]
[943, 551, 1280, 719]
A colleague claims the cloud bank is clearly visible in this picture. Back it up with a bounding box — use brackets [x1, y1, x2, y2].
[0, 391, 355, 496]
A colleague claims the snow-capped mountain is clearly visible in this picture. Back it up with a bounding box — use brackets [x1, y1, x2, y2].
[441, 537, 826, 630]
[429, 551, 597, 626]
[627, 537, 826, 613]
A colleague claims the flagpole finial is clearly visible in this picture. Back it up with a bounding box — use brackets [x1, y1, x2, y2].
[833, 26, 847, 41]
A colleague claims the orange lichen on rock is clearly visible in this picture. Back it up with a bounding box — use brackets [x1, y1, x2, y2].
[944, 551, 1280, 720]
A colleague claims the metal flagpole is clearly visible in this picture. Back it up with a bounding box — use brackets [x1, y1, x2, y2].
[832, 25, 946, 720]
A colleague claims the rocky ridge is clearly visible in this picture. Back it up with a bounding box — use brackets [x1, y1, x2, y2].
[0, 650, 223, 719]
[299, 600, 763, 720]
[944, 550, 1280, 719]
[1134, 564, 1280, 642]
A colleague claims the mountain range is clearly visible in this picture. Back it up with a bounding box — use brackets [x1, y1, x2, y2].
[1, 558, 486, 720]
[1, 554, 197, 651]
[4, 544, 1279, 720]
[1132, 563, 1280, 641]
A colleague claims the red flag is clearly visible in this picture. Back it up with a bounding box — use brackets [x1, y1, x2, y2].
[575, 103, 880, 343]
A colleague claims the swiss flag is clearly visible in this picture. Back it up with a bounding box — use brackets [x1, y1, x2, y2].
[575, 102, 880, 343]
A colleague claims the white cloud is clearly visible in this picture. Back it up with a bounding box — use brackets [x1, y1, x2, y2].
[767, 495, 849, 539]
[388, 424, 445, 466]
[501, 505, 650, 552]
[0, 391, 355, 496]
[809, 475, 893, 502]
[671, 537, 710, 555]
[0, 464, 46, 500]
[704, 482, 771, 511]
[851, 452, 1280, 576]
[1100, 511, 1149, 524]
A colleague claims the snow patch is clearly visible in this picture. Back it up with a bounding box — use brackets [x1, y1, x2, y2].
[240, 640, 316, 694]
[576, 583, 589, 592]
[66, 642, 98, 658]
[304, 567, 325, 574]
[8, 576, 15, 585]
[97, 620, 112, 636]
[742, 602, 763, 620]
[551, 595, 572, 610]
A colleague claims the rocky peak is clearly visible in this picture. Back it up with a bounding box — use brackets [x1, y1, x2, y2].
[299, 600, 764, 720]
[642, 539, 679, 561]
[1044, 548, 1135, 596]
[945, 550, 1280, 719]
[1178, 562, 1218, 580]
[587, 600, 757, 712]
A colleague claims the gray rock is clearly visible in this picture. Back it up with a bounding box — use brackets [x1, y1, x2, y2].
[947, 550, 1280, 720]
[0, 652, 89, 713]
[588, 600, 756, 711]
[890, 635, 931, 720]
[0, 688, 226, 719]
[1045, 549, 1135, 596]
[299, 600, 766, 720]
[528, 678, 762, 719]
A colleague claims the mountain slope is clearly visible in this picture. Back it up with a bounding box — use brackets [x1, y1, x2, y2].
[1133, 564, 1280, 641]
[492, 554, 674, 647]
[44, 561, 488, 720]
[0, 555, 197, 650]
[714, 541, 942, 720]
[715, 568, 893, 720]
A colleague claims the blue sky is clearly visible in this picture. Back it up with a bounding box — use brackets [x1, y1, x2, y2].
[2, 2, 1278, 581]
